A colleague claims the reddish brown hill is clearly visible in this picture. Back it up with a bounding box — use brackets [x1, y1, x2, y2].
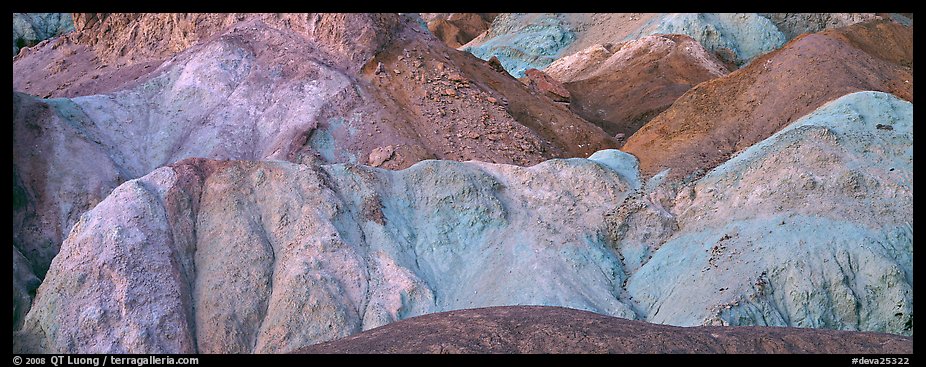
[298, 306, 913, 353]
[621, 19, 912, 181]
[545, 34, 729, 139]
[355, 20, 617, 167]
[424, 13, 498, 48]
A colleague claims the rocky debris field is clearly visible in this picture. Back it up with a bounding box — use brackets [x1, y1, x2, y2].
[11, 13, 914, 354]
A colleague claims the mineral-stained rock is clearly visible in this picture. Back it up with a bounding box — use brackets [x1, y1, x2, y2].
[12, 13, 74, 56]
[545, 34, 729, 137]
[10, 13, 914, 354]
[760, 13, 881, 39]
[12, 92, 128, 324]
[461, 14, 658, 78]
[299, 306, 913, 354]
[368, 145, 396, 167]
[14, 13, 403, 97]
[68, 13, 402, 73]
[460, 13, 905, 78]
[11, 13, 616, 328]
[15, 151, 642, 353]
[623, 91, 913, 336]
[621, 19, 913, 181]
[460, 13, 784, 78]
[461, 14, 577, 78]
[542, 43, 617, 82]
[15, 91, 915, 352]
[626, 13, 786, 67]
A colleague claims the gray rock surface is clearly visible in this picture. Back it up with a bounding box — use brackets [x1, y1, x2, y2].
[12, 13, 73, 56]
[12, 247, 41, 331]
[12, 92, 128, 326]
[11, 12, 914, 354]
[15, 151, 642, 353]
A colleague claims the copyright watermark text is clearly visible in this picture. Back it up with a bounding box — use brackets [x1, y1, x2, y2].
[852, 357, 910, 365]
[13, 355, 199, 367]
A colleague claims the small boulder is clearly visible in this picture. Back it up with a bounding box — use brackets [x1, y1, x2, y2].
[368, 145, 396, 167]
[487, 55, 506, 73]
[524, 68, 571, 103]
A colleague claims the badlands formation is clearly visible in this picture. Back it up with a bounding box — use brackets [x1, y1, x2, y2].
[12, 13, 913, 354]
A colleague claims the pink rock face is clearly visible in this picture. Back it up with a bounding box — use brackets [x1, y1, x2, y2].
[523, 68, 571, 102]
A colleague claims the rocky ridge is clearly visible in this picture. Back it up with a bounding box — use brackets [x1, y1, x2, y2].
[12, 12, 616, 330]
[625, 13, 786, 68]
[622, 91, 912, 334]
[459, 13, 896, 78]
[544, 34, 730, 138]
[621, 19, 912, 181]
[12, 13, 73, 56]
[14, 91, 914, 353]
[15, 150, 642, 353]
[300, 306, 913, 354]
[421, 13, 497, 48]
